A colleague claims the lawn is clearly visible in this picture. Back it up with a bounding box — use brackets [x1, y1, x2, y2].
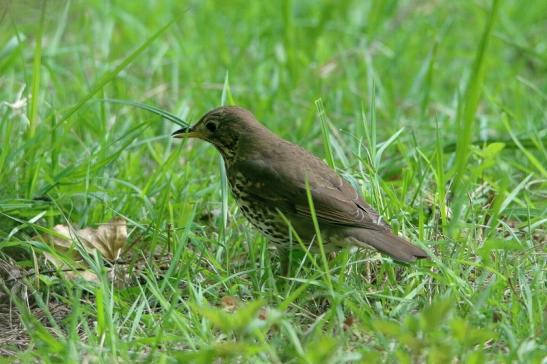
[0, 0, 545, 362]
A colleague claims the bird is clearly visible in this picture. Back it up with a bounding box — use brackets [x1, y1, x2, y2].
[172, 106, 427, 264]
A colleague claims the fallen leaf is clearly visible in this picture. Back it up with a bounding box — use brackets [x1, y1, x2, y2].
[64, 270, 99, 282]
[41, 218, 128, 283]
[220, 296, 240, 313]
[46, 217, 127, 261]
[343, 315, 355, 331]
[258, 308, 268, 321]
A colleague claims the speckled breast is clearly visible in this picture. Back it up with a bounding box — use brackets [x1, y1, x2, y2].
[227, 172, 291, 246]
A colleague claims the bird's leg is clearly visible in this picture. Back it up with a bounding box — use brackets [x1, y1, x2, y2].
[278, 248, 292, 277]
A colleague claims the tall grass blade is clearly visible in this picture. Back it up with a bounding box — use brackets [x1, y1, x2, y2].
[315, 98, 335, 169]
[502, 114, 547, 178]
[58, 17, 180, 127]
[450, 0, 500, 232]
[99, 98, 188, 127]
[304, 178, 333, 294]
[221, 70, 235, 106]
[27, 0, 46, 138]
[218, 72, 231, 267]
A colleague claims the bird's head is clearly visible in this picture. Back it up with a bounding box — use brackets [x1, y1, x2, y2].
[172, 106, 261, 158]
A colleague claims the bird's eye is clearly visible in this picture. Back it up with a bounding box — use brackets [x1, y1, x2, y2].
[206, 122, 217, 132]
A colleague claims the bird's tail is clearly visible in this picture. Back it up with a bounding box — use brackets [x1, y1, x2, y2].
[345, 228, 428, 263]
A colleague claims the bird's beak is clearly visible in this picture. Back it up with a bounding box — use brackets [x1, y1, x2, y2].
[172, 126, 206, 139]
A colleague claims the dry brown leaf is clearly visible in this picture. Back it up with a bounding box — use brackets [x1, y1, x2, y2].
[258, 308, 268, 321]
[41, 218, 128, 283]
[343, 315, 355, 331]
[46, 217, 127, 261]
[220, 296, 240, 313]
[63, 270, 99, 283]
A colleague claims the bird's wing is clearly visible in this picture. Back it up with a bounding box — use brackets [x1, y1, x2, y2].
[232, 158, 389, 231]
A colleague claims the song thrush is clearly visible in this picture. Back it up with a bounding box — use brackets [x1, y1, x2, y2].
[173, 106, 427, 263]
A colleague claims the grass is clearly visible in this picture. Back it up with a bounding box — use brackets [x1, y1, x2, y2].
[0, 0, 545, 362]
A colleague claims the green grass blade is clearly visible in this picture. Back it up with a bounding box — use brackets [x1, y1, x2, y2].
[99, 98, 188, 127]
[221, 70, 235, 106]
[218, 73, 231, 268]
[57, 17, 180, 127]
[27, 0, 46, 139]
[315, 98, 335, 169]
[304, 178, 333, 295]
[502, 114, 547, 178]
[450, 0, 500, 232]
[434, 120, 448, 232]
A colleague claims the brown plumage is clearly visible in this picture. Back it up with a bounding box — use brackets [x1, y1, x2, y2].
[173, 106, 427, 263]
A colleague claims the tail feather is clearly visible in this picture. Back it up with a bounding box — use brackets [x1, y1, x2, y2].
[346, 228, 428, 263]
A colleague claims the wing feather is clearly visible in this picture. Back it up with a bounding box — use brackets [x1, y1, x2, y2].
[232, 157, 389, 231]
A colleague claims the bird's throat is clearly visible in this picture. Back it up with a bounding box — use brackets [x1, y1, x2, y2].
[213, 139, 239, 166]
